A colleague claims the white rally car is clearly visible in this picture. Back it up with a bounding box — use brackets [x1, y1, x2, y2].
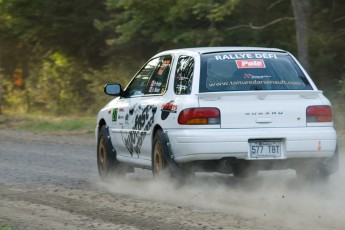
[96, 47, 338, 180]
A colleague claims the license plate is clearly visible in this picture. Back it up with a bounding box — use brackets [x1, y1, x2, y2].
[249, 140, 282, 159]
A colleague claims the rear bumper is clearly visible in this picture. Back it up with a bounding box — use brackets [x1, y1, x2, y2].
[166, 127, 337, 164]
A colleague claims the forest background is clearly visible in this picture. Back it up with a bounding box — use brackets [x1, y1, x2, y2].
[0, 0, 344, 132]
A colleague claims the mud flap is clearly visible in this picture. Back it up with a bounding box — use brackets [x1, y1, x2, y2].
[101, 125, 134, 173]
[322, 144, 339, 175]
[161, 132, 185, 178]
[101, 126, 117, 162]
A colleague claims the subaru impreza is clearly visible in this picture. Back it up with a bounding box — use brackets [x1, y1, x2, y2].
[96, 47, 338, 180]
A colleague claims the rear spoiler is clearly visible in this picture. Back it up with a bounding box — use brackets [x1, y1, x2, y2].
[196, 90, 323, 100]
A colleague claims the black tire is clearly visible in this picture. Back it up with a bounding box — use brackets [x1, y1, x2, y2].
[152, 130, 194, 182]
[320, 144, 339, 177]
[296, 145, 339, 180]
[152, 129, 171, 178]
[97, 126, 126, 180]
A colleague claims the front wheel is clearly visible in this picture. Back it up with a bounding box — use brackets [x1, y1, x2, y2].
[97, 126, 126, 180]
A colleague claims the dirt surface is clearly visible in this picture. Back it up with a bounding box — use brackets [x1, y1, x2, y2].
[0, 130, 344, 230]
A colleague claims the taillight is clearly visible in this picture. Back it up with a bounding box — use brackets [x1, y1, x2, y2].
[306, 105, 332, 122]
[178, 108, 220, 125]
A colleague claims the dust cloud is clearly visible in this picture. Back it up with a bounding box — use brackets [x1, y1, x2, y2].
[95, 152, 345, 229]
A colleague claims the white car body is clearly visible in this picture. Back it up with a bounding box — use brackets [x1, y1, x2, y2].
[96, 47, 338, 178]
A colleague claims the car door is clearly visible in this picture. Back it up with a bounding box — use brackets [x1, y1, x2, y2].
[111, 55, 173, 166]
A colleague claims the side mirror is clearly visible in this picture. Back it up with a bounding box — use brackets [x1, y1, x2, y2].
[104, 83, 123, 96]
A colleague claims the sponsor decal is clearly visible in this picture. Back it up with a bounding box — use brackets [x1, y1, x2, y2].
[207, 80, 303, 87]
[236, 59, 266, 68]
[176, 84, 187, 92]
[112, 108, 118, 122]
[214, 53, 278, 61]
[177, 76, 189, 81]
[148, 80, 163, 93]
[161, 101, 178, 120]
[243, 74, 271, 79]
[123, 105, 157, 157]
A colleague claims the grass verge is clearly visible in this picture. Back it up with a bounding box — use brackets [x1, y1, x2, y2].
[0, 224, 12, 230]
[0, 115, 95, 134]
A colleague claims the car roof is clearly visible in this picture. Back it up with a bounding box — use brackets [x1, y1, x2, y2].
[155, 47, 287, 56]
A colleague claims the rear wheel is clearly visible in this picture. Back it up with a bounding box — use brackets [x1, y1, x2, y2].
[321, 144, 339, 176]
[152, 129, 193, 181]
[97, 126, 126, 180]
[296, 145, 339, 180]
[152, 130, 171, 177]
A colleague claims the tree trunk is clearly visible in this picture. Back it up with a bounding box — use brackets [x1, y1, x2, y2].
[21, 49, 31, 113]
[0, 53, 2, 115]
[291, 0, 311, 71]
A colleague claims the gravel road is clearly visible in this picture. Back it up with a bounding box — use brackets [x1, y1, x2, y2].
[0, 130, 344, 230]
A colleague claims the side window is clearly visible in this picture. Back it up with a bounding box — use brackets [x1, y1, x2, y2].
[174, 56, 194, 95]
[125, 55, 172, 97]
[146, 55, 172, 95]
[125, 58, 160, 97]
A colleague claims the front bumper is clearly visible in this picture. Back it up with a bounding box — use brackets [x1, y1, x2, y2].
[166, 127, 337, 164]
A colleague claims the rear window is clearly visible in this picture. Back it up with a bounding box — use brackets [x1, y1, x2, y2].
[199, 52, 312, 92]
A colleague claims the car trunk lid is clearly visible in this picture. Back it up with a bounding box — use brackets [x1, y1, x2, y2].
[197, 90, 323, 129]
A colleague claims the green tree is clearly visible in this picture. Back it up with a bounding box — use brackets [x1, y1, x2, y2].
[0, 0, 109, 66]
[103, 0, 239, 49]
[0, 0, 110, 113]
[0, 0, 344, 118]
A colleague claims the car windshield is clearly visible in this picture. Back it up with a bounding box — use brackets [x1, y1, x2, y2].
[199, 52, 312, 92]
